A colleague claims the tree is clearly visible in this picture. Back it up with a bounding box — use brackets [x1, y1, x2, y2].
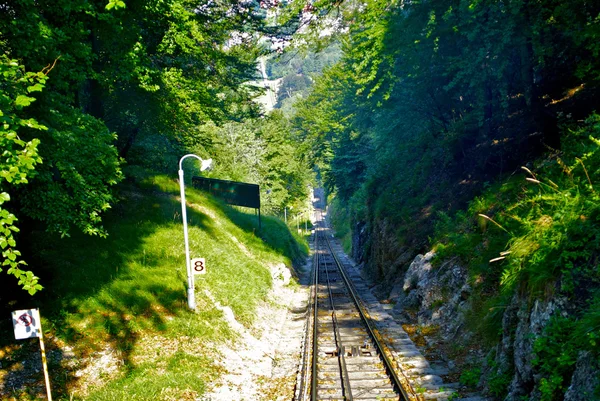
[291, 0, 600, 246]
[0, 0, 269, 292]
[0, 56, 45, 294]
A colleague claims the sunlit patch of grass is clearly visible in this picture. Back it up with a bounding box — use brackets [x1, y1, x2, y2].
[83, 352, 219, 401]
[2, 169, 307, 400]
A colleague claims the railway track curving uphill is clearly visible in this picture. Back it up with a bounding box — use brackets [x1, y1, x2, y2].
[296, 208, 419, 401]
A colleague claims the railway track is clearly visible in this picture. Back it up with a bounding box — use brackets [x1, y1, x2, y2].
[296, 209, 419, 401]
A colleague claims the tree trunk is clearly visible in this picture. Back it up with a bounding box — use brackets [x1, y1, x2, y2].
[85, 29, 104, 120]
[119, 127, 140, 159]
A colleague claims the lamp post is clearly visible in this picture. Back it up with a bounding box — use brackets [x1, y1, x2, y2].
[179, 154, 213, 311]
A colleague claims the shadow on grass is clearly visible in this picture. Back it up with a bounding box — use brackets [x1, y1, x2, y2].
[0, 181, 216, 399]
[218, 203, 308, 269]
[0, 174, 309, 399]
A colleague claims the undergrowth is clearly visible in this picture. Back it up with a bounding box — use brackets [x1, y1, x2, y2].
[0, 168, 308, 400]
[328, 195, 353, 254]
[432, 113, 600, 398]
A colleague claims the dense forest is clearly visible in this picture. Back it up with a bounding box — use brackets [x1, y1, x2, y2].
[2, 0, 600, 399]
[288, 0, 600, 400]
[1, 0, 313, 295]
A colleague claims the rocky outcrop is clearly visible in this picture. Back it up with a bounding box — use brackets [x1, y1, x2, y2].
[390, 251, 471, 340]
[353, 218, 417, 293]
[383, 249, 599, 401]
[563, 351, 600, 401]
[497, 295, 568, 401]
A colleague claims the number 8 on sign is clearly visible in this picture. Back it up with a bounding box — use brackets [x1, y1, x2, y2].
[191, 258, 206, 275]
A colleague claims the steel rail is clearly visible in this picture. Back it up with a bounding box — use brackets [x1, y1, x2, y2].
[298, 225, 319, 401]
[310, 221, 319, 401]
[322, 226, 415, 401]
[322, 226, 353, 401]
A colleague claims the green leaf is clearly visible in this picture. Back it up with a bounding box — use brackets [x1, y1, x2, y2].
[15, 95, 35, 108]
[106, 0, 126, 10]
[27, 83, 44, 93]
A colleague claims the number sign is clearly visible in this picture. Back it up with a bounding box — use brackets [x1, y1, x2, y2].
[191, 258, 206, 275]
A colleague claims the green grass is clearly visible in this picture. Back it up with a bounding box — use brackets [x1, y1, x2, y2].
[0, 169, 307, 400]
[428, 114, 600, 398]
[328, 196, 353, 254]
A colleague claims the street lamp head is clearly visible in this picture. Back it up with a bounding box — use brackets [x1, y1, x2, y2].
[200, 158, 213, 172]
[179, 154, 214, 172]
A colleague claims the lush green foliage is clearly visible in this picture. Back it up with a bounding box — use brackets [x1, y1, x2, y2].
[0, 56, 46, 294]
[0, 0, 310, 292]
[266, 44, 342, 112]
[435, 115, 600, 297]
[1, 172, 307, 399]
[532, 316, 578, 401]
[293, 0, 600, 250]
[459, 367, 481, 387]
[430, 117, 600, 397]
[181, 112, 313, 216]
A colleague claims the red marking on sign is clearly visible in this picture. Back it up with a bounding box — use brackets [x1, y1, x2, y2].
[18, 314, 33, 326]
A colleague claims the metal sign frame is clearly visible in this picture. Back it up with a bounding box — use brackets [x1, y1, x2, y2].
[191, 176, 261, 228]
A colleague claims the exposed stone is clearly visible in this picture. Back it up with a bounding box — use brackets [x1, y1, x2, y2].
[402, 252, 435, 292]
[348, 208, 597, 401]
[502, 294, 569, 401]
[563, 351, 600, 401]
[391, 252, 471, 342]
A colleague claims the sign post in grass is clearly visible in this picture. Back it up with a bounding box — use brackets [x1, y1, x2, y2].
[12, 308, 52, 400]
[178, 154, 213, 311]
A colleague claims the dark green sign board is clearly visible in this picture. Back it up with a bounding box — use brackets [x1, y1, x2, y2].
[191, 176, 260, 209]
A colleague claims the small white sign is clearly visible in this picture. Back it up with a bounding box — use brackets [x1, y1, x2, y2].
[191, 258, 206, 275]
[12, 308, 42, 340]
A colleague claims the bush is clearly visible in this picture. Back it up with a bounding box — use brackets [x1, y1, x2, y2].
[459, 367, 481, 387]
[533, 316, 578, 401]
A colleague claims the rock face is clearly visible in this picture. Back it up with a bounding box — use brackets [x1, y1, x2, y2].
[352, 219, 416, 296]
[391, 251, 471, 341]
[563, 351, 600, 401]
[498, 295, 568, 401]
[379, 248, 599, 401]
[497, 295, 600, 401]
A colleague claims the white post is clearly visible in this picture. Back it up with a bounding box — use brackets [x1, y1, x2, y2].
[178, 154, 213, 312]
[284, 207, 287, 224]
[39, 335, 52, 401]
[179, 169, 195, 311]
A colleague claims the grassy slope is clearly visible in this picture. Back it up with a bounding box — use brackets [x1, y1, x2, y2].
[327, 115, 600, 399]
[328, 195, 353, 254]
[1, 170, 307, 400]
[427, 117, 600, 398]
